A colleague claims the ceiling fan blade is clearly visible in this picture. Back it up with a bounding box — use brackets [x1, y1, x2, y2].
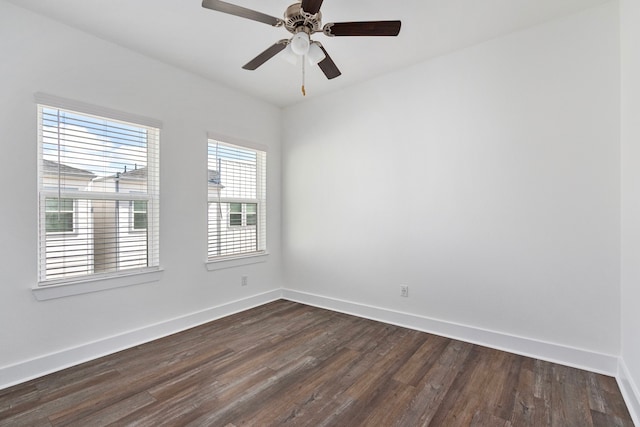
[202, 0, 283, 27]
[242, 40, 288, 70]
[317, 46, 341, 79]
[323, 21, 401, 37]
[300, 0, 324, 15]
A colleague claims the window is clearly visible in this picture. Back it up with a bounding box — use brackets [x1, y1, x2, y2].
[37, 101, 160, 284]
[132, 200, 148, 230]
[229, 202, 243, 227]
[246, 203, 257, 226]
[207, 139, 266, 260]
[228, 202, 257, 227]
[45, 197, 74, 233]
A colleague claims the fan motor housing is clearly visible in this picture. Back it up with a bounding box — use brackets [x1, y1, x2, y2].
[284, 3, 321, 34]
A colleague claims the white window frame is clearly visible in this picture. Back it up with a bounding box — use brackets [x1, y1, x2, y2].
[33, 93, 163, 300]
[206, 135, 267, 270]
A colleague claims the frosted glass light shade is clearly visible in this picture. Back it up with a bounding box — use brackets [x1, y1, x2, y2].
[307, 43, 326, 65]
[281, 44, 299, 65]
[290, 32, 310, 56]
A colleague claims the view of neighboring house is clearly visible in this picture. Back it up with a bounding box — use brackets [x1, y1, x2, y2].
[207, 143, 264, 259]
[43, 156, 258, 280]
[41, 159, 95, 280]
[43, 153, 259, 280]
[41, 160, 150, 281]
[90, 166, 149, 273]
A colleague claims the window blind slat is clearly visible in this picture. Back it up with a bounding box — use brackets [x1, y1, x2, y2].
[207, 140, 266, 259]
[38, 104, 160, 284]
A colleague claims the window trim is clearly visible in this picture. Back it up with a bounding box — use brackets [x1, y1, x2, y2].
[35, 93, 162, 296]
[32, 268, 164, 301]
[34, 93, 162, 129]
[206, 133, 267, 265]
[205, 252, 269, 271]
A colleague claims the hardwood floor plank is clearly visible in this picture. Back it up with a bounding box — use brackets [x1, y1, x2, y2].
[0, 300, 633, 427]
[358, 380, 418, 426]
[551, 363, 594, 427]
[237, 347, 362, 425]
[426, 345, 489, 426]
[0, 417, 52, 427]
[63, 392, 156, 427]
[0, 370, 123, 427]
[590, 373, 635, 422]
[392, 334, 450, 386]
[117, 367, 268, 426]
[183, 356, 319, 426]
[510, 360, 552, 426]
[0, 369, 121, 421]
[393, 340, 475, 426]
[591, 409, 635, 427]
[491, 352, 523, 421]
[470, 410, 512, 427]
[235, 315, 384, 425]
[586, 371, 608, 414]
[344, 327, 422, 400]
[343, 319, 398, 353]
[335, 330, 428, 425]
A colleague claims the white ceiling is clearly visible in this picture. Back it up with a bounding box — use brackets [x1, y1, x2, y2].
[8, 0, 609, 107]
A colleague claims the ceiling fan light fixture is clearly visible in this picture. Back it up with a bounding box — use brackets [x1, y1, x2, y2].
[290, 31, 310, 56]
[281, 43, 299, 65]
[307, 42, 326, 65]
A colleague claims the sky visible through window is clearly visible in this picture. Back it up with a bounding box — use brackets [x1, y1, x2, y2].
[42, 107, 148, 178]
[208, 141, 258, 200]
[207, 142, 256, 164]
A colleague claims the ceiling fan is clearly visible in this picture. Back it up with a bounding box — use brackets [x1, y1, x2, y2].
[202, 0, 401, 92]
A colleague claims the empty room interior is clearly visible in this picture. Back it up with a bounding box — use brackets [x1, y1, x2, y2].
[1, 0, 639, 425]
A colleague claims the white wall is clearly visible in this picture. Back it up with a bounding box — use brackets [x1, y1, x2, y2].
[0, 0, 282, 383]
[620, 0, 640, 421]
[283, 2, 620, 361]
[1, 0, 634, 415]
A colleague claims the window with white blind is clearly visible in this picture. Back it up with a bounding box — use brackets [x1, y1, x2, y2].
[37, 100, 160, 285]
[207, 139, 266, 260]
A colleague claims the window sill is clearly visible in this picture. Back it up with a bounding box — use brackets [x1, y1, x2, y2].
[205, 252, 269, 271]
[32, 268, 164, 301]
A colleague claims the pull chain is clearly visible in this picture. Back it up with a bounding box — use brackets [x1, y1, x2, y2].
[301, 56, 306, 96]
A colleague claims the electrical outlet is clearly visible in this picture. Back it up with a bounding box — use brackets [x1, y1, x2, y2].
[241, 276, 248, 286]
[400, 285, 409, 297]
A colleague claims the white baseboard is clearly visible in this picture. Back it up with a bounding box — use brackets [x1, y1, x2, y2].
[618, 359, 640, 426]
[0, 289, 282, 391]
[281, 289, 619, 376]
[1, 288, 626, 403]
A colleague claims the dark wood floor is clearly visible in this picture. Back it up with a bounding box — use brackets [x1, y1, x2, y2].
[0, 300, 634, 426]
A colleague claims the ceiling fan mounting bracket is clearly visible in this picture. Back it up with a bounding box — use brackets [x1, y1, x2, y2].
[284, 3, 322, 35]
